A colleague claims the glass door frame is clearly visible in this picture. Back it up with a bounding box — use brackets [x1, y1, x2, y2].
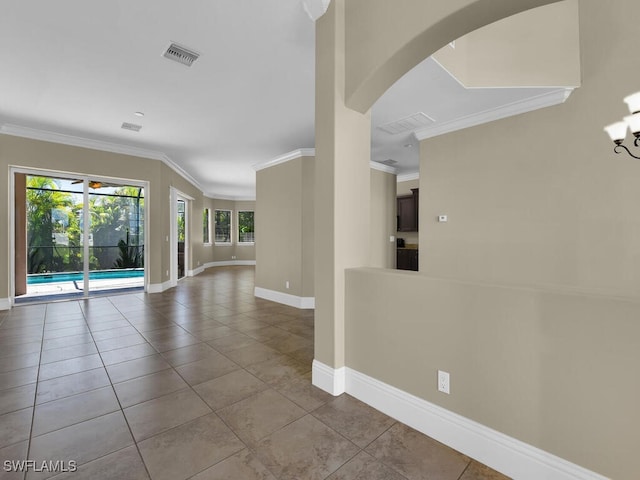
[9, 166, 150, 305]
[169, 187, 193, 288]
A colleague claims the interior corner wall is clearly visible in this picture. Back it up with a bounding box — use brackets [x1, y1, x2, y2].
[369, 169, 396, 268]
[255, 157, 313, 298]
[205, 198, 256, 264]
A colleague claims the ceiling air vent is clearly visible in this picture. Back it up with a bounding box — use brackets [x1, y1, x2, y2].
[378, 112, 435, 135]
[163, 43, 200, 67]
[376, 159, 398, 166]
[121, 122, 142, 132]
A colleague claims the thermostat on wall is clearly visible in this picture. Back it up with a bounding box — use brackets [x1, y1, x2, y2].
[438, 215, 448, 222]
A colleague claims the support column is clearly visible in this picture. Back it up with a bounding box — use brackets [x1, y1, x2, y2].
[313, 0, 371, 394]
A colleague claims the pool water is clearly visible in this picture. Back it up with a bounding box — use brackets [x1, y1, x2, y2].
[28, 269, 144, 284]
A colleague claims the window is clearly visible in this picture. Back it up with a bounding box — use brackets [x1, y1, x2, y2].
[203, 209, 211, 244]
[214, 209, 231, 244]
[238, 211, 255, 244]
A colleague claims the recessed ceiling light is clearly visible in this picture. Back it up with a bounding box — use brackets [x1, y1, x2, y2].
[404, 143, 413, 148]
[134, 111, 145, 117]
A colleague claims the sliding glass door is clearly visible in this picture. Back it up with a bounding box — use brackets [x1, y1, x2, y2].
[19, 173, 145, 300]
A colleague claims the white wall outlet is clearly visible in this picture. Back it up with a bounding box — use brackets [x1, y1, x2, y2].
[390, 235, 395, 242]
[438, 370, 450, 394]
[166, 270, 169, 277]
[285, 281, 290, 289]
[166, 235, 169, 242]
[231, 255, 236, 260]
[438, 215, 448, 223]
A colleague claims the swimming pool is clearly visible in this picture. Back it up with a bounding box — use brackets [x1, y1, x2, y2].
[28, 269, 144, 284]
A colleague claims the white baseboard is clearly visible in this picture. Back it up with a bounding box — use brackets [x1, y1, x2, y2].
[205, 260, 256, 268]
[147, 281, 172, 294]
[311, 361, 608, 480]
[254, 287, 315, 309]
[187, 266, 205, 277]
[0, 298, 11, 310]
[312, 360, 345, 396]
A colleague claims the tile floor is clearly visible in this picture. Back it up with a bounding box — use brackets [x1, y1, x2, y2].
[0, 266, 510, 480]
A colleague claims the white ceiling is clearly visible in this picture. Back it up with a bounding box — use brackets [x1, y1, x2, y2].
[0, 0, 566, 199]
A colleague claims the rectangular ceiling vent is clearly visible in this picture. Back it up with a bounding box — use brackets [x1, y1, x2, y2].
[121, 122, 142, 132]
[378, 112, 435, 135]
[163, 43, 200, 67]
[376, 159, 398, 166]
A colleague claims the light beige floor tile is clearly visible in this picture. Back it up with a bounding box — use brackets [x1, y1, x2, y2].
[217, 389, 306, 446]
[28, 412, 133, 480]
[0, 407, 32, 449]
[123, 388, 211, 441]
[255, 415, 360, 480]
[32, 386, 119, 436]
[114, 368, 187, 407]
[137, 413, 244, 480]
[49, 445, 150, 480]
[36, 368, 110, 405]
[193, 369, 268, 411]
[0, 383, 36, 415]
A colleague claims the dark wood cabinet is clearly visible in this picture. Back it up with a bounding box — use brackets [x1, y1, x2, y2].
[397, 188, 419, 232]
[397, 248, 418, 271]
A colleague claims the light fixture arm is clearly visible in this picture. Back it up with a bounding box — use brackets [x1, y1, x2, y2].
[613, 138, 640, 159]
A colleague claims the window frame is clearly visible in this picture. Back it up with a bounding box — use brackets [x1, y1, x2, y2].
[237, 210, 255, 245]
[214, 209, 232, 245]
[203, 208, 212, 245]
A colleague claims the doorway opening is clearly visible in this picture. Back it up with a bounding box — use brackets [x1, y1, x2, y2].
[14, 172, 146, 302]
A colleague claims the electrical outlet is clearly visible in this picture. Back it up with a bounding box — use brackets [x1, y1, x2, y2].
[166, 270, 169, 277]
[438, 370, 450, 394]
[285, 281, 290, 289]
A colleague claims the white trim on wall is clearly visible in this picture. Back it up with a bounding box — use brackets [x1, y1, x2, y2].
[187, 266, 206, 277]
[311, 361, 609, 480]
[0, 123, 203, 192]
[254, 287, 315, 309]
[369, 162, 397, 174]
[413, 88, 574, 141]
[252, 148, 315, 171]
[0, 298, 11, 311]
[206, 260, 256, 268]
[312, 360, 345, 396]
[147, 281, 173, 294]
[397, 172, 419, 182]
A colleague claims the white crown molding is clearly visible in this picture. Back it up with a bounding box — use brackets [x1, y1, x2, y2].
[397, 172, 420, 182]
[301, 0, 331, 21]
[205, 193, 256, 202]
[254, 287, 315, 310]
[413, 87, 574, 141]
[312, 362, 609, 480]
[253, 148, 315, 171]
[369, 162, 397, 174]
[0, 123, 205, 193]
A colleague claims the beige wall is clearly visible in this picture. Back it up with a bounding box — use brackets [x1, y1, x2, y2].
[342, 1, 639, 478]
[369, 169, 396, 268]
[346, 268, 638, 480]
[432, 1, 580, 88]
[255, 157, 313, 298]
[420, 1, 640, 296]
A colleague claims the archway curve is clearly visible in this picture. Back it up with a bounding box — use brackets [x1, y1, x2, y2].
[344, 0, 565, 113]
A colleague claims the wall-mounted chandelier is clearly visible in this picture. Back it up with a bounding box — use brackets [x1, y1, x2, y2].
[604, 92, 640, 159]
